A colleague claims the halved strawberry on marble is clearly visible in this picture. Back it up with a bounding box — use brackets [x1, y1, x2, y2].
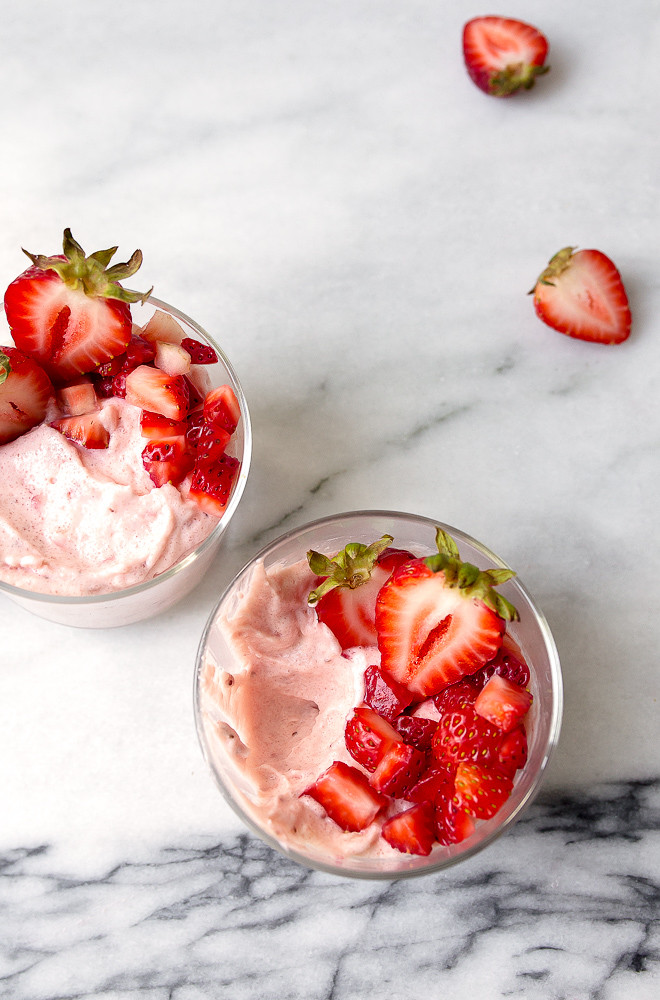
[4, 229, 151, 383]
[375, 528, 519, 699]
[307, 538, 414, 650]
[0, 346, 54, 444]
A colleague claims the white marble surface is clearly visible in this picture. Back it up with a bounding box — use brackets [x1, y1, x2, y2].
[1, 1, 659, 997]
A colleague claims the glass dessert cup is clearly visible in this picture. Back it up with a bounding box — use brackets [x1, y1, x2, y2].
[194, 510, 563, 879]
[0, 296, 251, 629]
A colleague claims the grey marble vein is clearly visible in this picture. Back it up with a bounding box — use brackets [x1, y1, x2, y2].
[1, 780, 658, 1000]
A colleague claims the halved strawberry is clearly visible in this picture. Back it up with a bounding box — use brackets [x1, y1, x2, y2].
[188, 452, 240, 517]
[181, 337, 218, 364]
[0, 347, 54, 443]
[454, 762, 513, 820]
[344, 706, 400, 772]
[375, 528, 518, 698]
[203, 384, 241, 434]
[435, 796, 475, 846]
[370, 741, 427, 799]
[531, 247, 632, 344]
[58, 378, 97, 416]
[474, 674, 533, 733]
[124, 365, 189, 420]
[4, 229, 151, 382]
[308, 537, 413, 650]
[381, 802, 436, 856]
[463, 16, 549, 97]
[302, 761, 387, 832]
[142, 436, 194, 487]
[363, 664, 414, 721]
[50, 411, 110, 449]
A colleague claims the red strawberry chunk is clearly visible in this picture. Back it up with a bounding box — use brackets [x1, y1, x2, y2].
[454, 762, 513, 820]
[58, 378, 97, 416]
[51, 411, 110, 449]
[142, 435, 194, 488]
[393, 715, 438, 753]
[203, 384, 241, 434]
[184, 375, 204, 412]
[139, 410, 188, 439]
[370, 741, 427, 799]
[93, 376, 116, 398]
[0, 346, 54, 444]
[189, 452, 240, 517]
[344, 706, 400, 772]
[381, 802, 436, 856]
[407, 763, 455, 805]
[363, 664, 414, 720]
[434, 676, 481, 713]
[124, 334, 156, 369]
[432, 701, 502, 770]
[472, 637, 531, 689]
[474, 674, 533, 733]
[302, 761, 386, 832]
[192, 420, 232, 463]
[181, 337, 218, 364]
[498, 725, 528, 775]
[125, 365, 189, 420]
[435, 796, 475, 846]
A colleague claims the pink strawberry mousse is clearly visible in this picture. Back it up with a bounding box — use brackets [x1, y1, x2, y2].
[199, 557, 405, 860]
[0, 396, 214, 596]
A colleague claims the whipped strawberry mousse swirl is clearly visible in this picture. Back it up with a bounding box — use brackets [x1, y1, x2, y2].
[202, 529, 534, 860]
[0, 229, 242, 595]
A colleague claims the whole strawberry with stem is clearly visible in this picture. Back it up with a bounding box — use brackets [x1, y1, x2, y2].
[375, 528, 519, 699]
[4, 228, 152, 382]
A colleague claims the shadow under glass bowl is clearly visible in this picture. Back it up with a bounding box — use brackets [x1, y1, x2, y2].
[0, 296, 252, 628]
[194, 509, 562, 879]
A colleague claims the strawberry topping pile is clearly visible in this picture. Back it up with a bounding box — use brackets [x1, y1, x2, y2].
[301, 528, 533, 857]
[1, 230, 241, 517]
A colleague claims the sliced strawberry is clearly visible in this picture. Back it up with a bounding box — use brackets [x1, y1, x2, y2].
[3, 229, 150, 381]
[0, 347, 54, 444]
[370, 741, 427, 799]
[142, 436, 194, 487]
[454, 762, 513, 820]
[58, 378, 97, 416]
[463, 16, 549, 97]
[124, 365, 189, 420]
[363, 664, 414, 721]
[154, 340, 192, 376]
[181, 337, 218, 364]
[432, 698, 503, 770]
[308, 538, 413, 650]
[474, 674, 533, 733]
[50, 411, 110, 449]
[435, 796, 475, 846]
[498, 725, 528, 775]
[531, 247, 631, 345]
[203, 384, 241, 434]
[393, 715, 438, 753]
[188, 452, 240, 517]
[139, 410, 188, 439]
[302, 761, 387, 832]
[381, 802, 436, 856]
[344, 706, 400, 772]
[140, 309, 185, 345]
[407, 763, 455, 805]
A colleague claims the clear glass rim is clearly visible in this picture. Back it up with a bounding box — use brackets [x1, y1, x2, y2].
[0, 295, 252, 606]
[194, 508, 563, 880]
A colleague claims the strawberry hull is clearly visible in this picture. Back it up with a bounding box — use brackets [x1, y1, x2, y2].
[195, 512, 563, 877]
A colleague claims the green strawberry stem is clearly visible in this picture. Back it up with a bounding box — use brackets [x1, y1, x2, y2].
[307, 534, 393, 605]
[0, 352, 10, 386]
[426, 526, 520, 622]
[23, 228, 152, 305]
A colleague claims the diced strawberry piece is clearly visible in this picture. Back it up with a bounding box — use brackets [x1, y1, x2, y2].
[95, 353, 127, 377]
[183, 375, 204, 412]
[363, 664, 414, 720]
[140, 309, 185, 345]
[181, 337, 218, 364]
[434, 676, 481, 713]
[93, 376, 116, 398]
[203, 384, 241, 434]
[3, 230, 146, 381]
[498, 725, 528, 775]
[154, 340, 192, 376]
[407, 763, 455, 805]
[0, 346, 54, 444]
[191, 420, 232, 463]
[474, 674, 533, 733]
[381, 802, 437, 856]
[370, 741, 427, 799]
[344, 706, 400, 772]
[58, 378, 97, 416]
[393, 715, 438, 753]
[531, 247, 632, 345]
[463, 16, 549, 97]
[472, 636, 531, 689]
[432, 699, 502, 770]
[139, 410, 188, 439]
[454, 762, 514, 820]
[302, 761, 387, 832]
[435, 796, 475, 846]
[188, 452, 240, 517]
[125, 365, 189, 420]
[124, 334, 155, 370]
[111, 371, 128, 398]
[141, 435, 194, 487]
[50, 411, 110, 449]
